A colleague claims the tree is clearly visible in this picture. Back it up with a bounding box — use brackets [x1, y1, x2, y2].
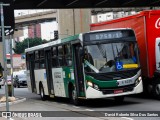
[13, 37, 47, 54]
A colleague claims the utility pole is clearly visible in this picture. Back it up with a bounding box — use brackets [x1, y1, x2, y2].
[0, 2, 10, 113]
[10, 34, 14, 96]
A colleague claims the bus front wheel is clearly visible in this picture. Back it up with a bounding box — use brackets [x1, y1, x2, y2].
[70, 88, 80, 106]
[39, 84, 46, 101]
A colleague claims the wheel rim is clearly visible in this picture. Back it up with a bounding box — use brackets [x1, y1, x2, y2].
[156, 84, 160, 95]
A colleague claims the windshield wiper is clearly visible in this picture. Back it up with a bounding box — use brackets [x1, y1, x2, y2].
[84, 60, 99, 73]
[116, 44, 120, 57]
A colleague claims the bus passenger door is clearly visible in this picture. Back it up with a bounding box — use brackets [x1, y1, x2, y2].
[29, 53, 36, 93]
[73, 44, 85, 97]
[45, 50, 54, 95]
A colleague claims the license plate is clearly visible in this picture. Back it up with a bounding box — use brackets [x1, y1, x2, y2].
[114, 89, 123, 94]
[118, 79, 134, 86]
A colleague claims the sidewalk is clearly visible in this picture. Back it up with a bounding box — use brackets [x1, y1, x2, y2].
[0, 86, 26, 108]
[0, 96, 26, 108]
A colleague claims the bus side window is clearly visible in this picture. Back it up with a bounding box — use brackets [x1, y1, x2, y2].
[35, 60, 39, 69]
[64, 44, 72, 66]
[34, 51, 39, 69]
[58, 46, 64, 66]
[39, 50, 45, 69]
[52, 47, 58, 67]
[40, 59, 45, 68]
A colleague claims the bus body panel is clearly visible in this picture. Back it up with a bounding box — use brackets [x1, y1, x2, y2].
[25, 28, 142, 101]
[86, 80, 143, 99]
[34, 69, 48, 95]
[63, 67, 75, 98]
[52, 68, 66, 97]
[90, 10, 160, 79]
[85, 70, 142, 98]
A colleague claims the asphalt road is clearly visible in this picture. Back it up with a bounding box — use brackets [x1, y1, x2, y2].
[0, 86, 160, 120]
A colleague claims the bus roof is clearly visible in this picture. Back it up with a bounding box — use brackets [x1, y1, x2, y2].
[25, 28, 133, 53]
[25, 34, 80, 53]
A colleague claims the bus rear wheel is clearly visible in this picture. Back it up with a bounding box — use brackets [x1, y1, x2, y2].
[39, 84, 46, 101]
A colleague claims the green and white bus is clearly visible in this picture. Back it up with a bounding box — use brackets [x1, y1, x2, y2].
[25, 28, 143, 105]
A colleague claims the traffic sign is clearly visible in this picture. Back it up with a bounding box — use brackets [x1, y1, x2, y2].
[0, 0, 15, 41]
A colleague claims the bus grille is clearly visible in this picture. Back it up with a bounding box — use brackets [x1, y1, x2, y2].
[100, 84, 135, 95]
[86, 68, 139, 81]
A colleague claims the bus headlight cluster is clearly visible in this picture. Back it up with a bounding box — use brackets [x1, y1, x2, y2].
[87, 81, 99, 90]
[87, 81, 93, 87]
[135, 76, 142, 86]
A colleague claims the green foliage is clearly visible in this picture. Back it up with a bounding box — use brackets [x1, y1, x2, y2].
[13, 37, 47, 54]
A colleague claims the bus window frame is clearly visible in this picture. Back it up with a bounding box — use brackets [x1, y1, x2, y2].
[26, 53, 30, 70]
[39, 49, 45, 69]
[52, 46, 59, 68]
[64, 44, 72, 67]
[57, 45, 65, 67]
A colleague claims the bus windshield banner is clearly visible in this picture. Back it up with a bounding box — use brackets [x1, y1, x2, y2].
[86, 30, 135, 41]
[90, 31, 123, 40]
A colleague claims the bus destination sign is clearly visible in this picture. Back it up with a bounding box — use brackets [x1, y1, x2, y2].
[89, 31, 123, 41]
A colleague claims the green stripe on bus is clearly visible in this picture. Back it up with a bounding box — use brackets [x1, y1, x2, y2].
[85, 75, 118, 88]
[62, 34, 79, 43]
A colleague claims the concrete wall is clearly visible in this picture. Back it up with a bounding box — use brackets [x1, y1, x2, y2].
[57, 9, 91, 39]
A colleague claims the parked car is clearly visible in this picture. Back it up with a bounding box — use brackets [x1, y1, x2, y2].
[0, 77, 4, 88]
[14, 74, 27, 88]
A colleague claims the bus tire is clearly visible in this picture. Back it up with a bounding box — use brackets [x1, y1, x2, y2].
[153, 79, 160, 100]
[114, 96, 125, 103]
[69, 84, 80, 106]
[0, 85, 1, 89]
[71, 89, 80, 106]
[39, 83, 46, 101]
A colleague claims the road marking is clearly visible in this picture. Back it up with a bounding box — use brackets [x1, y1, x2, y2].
[61, 104, 68, 106]
[85, 109, 94, 111]
[72, 106, 80, 109]
[121, 117, 134, 120]
[9, 118, 14, 120]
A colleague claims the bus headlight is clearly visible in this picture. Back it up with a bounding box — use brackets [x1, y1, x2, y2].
[87, 81, 99, 90]
[87, 81, 93, 87]
[135, 76, 142, 86]
[93, 84, 99, 90]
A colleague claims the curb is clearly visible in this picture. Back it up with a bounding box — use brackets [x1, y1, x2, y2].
[0, 97, 26, 107]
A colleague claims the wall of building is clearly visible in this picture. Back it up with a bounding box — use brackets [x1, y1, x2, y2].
[28, 24, 41, 38]
[57, 9, 91, 39]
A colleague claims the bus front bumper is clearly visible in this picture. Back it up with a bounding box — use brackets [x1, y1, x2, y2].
[85, 80, 143, 99]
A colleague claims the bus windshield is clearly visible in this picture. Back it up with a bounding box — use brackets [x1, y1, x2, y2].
[84, 42, 140, 73]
